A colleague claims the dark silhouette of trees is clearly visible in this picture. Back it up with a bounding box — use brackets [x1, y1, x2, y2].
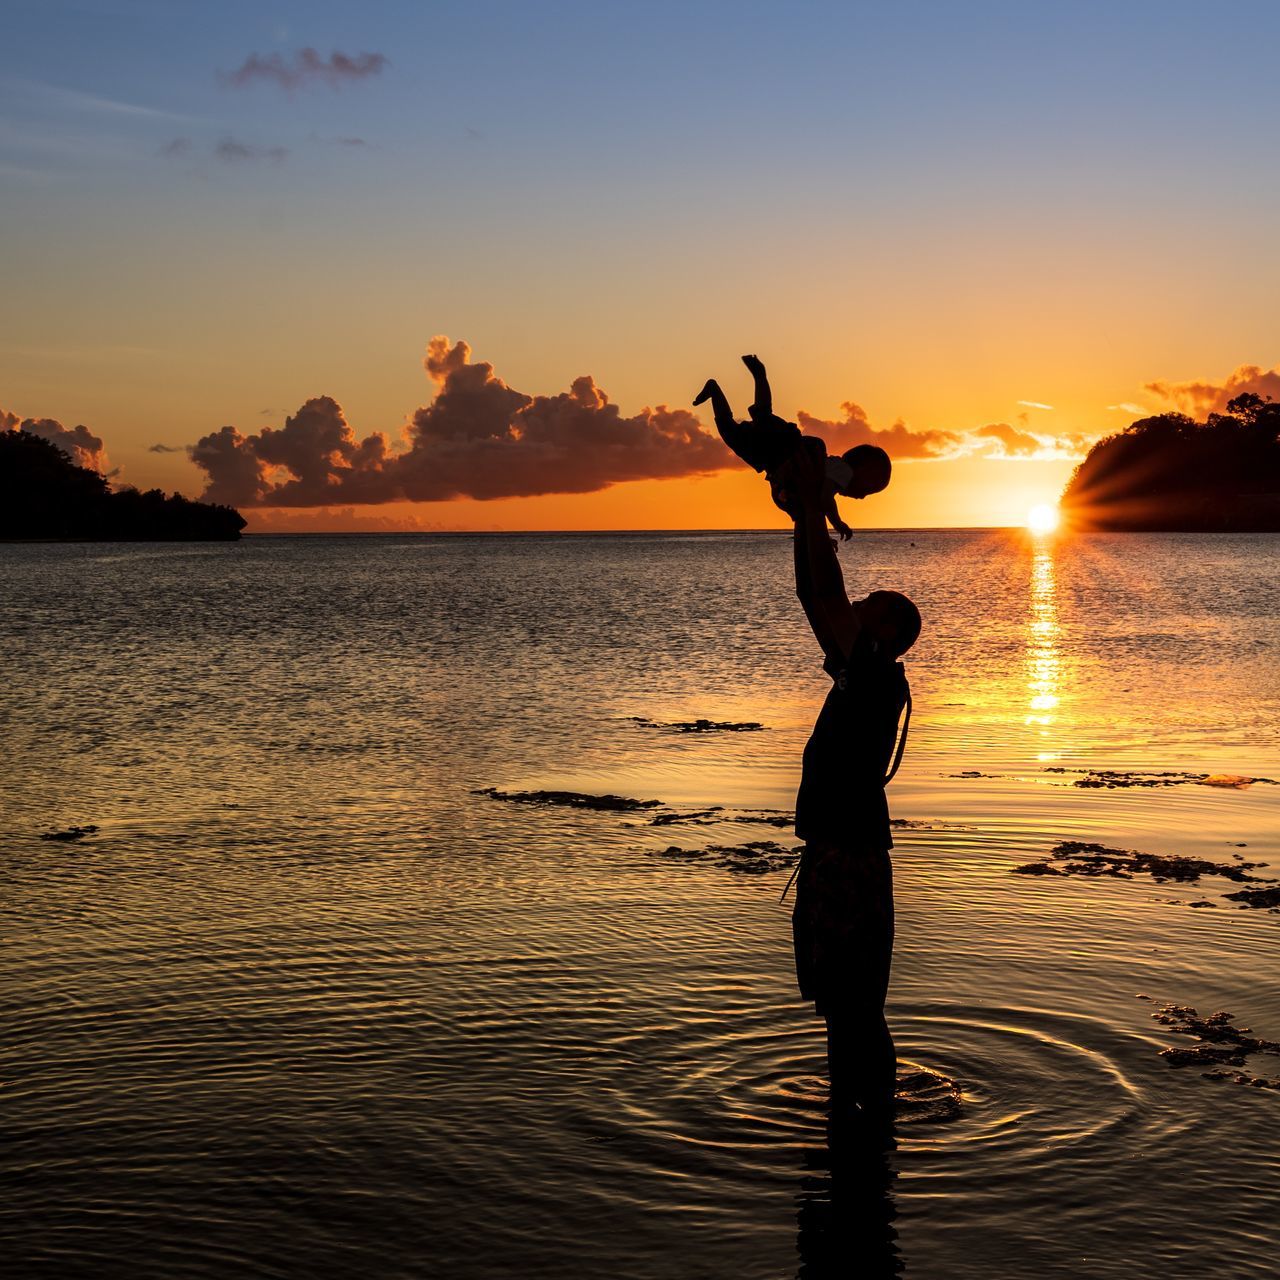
[1061, 394, 1280, 531]
[0, 431, 246, 540]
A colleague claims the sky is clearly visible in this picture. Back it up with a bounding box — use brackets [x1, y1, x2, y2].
[3, 0, 1279, 530]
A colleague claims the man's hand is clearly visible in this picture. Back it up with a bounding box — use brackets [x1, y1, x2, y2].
[832, 517, 853, 542]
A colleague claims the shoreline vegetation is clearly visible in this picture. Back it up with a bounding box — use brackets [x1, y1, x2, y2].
[1061, 393, 1280, 532]
[0, 431, 245, 541]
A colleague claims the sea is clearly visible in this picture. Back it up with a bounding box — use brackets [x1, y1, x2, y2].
[2, 530, 1278, 1279]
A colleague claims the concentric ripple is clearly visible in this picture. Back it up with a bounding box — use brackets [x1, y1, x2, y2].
[564, 993, 1180, 1220]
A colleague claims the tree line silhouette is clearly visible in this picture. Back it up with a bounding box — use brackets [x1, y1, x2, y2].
[1061, 393, 1280, 531]
[0, 431, 246, 540]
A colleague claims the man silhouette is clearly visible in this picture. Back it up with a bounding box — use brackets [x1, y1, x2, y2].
[774, 447, 919, 1127]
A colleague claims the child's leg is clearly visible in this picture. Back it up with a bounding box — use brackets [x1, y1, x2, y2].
[696, 378, 762, 466]
[693, 378, 735, 431]
[742, 353, 772, 420]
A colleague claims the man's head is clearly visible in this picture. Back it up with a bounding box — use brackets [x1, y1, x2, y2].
[855, 590, 921, 658]
[834, 444, 891, 499]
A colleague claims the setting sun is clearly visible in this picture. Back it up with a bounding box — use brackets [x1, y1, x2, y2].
[1026, 503, 1060, 534]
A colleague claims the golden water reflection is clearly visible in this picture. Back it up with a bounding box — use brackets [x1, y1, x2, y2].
[1026, 538, 1062, 758]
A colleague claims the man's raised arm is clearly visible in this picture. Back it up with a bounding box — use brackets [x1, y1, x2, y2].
[782, 451, 862, 659]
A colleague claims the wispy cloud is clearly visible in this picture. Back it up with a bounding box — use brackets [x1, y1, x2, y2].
[1106, 402, 1147, 415]
[148, 443, 185, 453]
[220, 49, 389, 91]
[1017, 400, 1054, 411]
[308, 132, 372, 149]
[215, 137, 288, 164]
[5, 77, 195, 122]
[160, 135, 289, 164]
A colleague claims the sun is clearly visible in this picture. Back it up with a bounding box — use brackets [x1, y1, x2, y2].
[1026, 503, 1060, 534]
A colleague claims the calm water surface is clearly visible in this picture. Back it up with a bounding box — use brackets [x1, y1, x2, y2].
[2, 531, 1278, 1278]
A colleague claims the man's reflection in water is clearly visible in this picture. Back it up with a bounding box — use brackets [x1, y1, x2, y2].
[794, 1121, 902, 1277]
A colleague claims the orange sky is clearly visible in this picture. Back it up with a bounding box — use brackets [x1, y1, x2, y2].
[4, 7, 1278, 529]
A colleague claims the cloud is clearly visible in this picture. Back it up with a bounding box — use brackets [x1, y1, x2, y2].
[796, 402, 963, 459]
[148, 443, 185, 453]
[221, 49, 389, 91]
[3, 409, 108, 470]
[1107, 402, 1147, 415]
[1017, 400, 1054, 411]
[792, 402, 1093, 463]
[971, 422, 1094, 459]
[1145, 364, 1280, 417]
[215, 137, 288, 164]
[189, 337, 731, 507]
[12, 79, 195, 122]
[974, 422, 1044, 456]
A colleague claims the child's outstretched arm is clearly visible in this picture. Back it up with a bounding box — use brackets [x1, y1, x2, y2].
[742, 353, 772, 420]
[826, 495, 853, 542]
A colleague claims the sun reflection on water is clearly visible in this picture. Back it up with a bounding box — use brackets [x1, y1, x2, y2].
[1026, 540, 1062, 754]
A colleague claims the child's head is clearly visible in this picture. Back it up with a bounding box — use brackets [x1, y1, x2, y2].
[837, 444, 891, 498]
[857, 589, 921, 658]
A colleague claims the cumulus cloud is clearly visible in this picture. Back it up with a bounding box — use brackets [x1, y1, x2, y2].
[970, 422, 1092, 459]
[796, 402, 963, 459]
[221, 49, 389, 91]
[3, 409, 108, 471]
[796, 402, 1091, 462]
[189, 338, 730, 507]
[1145, 363, 1280, 417]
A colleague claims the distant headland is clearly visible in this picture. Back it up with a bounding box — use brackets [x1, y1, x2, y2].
[1061, 393, 1280, 532]
[0, 430, 246, 541]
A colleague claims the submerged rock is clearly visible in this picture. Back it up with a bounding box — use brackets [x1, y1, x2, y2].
[650, 839, 801, 874]
[39, 824, 99, 842]
[627, 716, 766, 734]
[474, 787, 661, 812]
[1014, 840, 1270, 886]
[1224, 885, 1280, 910]
[1154, 1004, 1280, 1081]
[1044, 767, 1275, 789]
[648, 807, 792, 828]
[649, 808, 726, 826]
